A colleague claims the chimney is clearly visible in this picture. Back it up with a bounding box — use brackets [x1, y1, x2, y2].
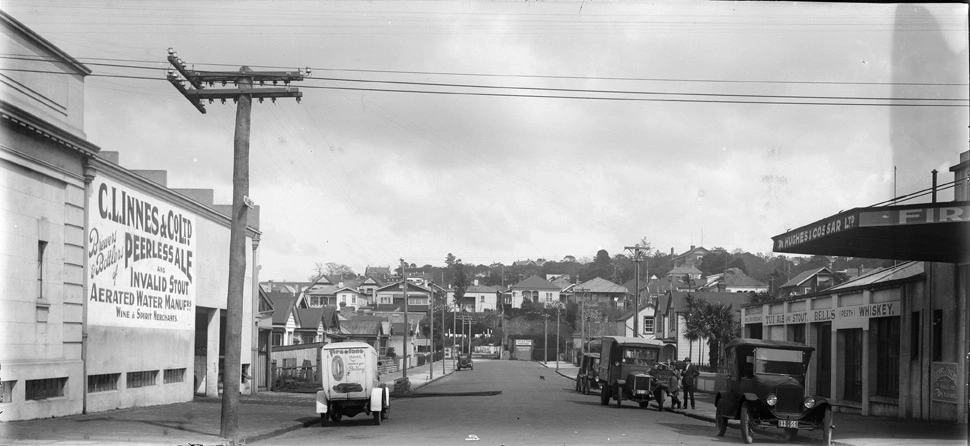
[670, 247, 674, 255]
[690, 245, 695, 250]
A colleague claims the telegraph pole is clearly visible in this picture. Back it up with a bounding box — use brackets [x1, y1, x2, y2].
[400, 259, 409, 379]
[428, 280, 433, 381]
[166, 49, 302, 442]
[625, 244, 648, 338]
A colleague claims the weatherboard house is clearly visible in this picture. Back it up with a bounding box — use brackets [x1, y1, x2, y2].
[0, 14, 264, 421]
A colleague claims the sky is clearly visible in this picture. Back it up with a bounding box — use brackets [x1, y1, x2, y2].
[4, 1, 968, 281]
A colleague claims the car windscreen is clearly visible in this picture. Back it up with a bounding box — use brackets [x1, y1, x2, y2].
[621, 347, 658, 366]
[753, 348, 806, 376]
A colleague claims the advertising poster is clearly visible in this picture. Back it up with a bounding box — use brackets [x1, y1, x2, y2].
[87, 176, 196, 330]
[931, 362, 958, 404]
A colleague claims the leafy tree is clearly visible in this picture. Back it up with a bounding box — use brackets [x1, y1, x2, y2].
[697, 302, 740, 370]
[325, 262, 355, 279]
[699, 249, 730, 276]
[452, 258, 468, 308]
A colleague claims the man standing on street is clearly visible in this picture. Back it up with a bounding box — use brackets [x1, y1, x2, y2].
[682, 357, 699, 409]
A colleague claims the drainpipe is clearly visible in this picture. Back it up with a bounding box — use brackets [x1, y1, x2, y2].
[251, 236, 260, 394]
[81, 158, 96, 414]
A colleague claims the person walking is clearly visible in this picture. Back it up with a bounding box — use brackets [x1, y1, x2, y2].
[682, 357, 699, 409]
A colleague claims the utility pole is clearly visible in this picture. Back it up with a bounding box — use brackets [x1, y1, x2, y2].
[625, 244, 648, 338]
[544, 313, 549, 364]
[440, 283, 446, 375]
[428, 280, 433, 381]
[400, 259, 409, 379]
[166, 49, 302, 442]
[556, 304, 560, 370]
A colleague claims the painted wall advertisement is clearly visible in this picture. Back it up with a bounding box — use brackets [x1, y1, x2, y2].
[87, 177, 196, 330]
[931, 362, 958, 404]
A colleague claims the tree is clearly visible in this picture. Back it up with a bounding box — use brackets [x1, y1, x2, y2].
[452, 258, 468, 308]
[697, 302, 740, 371]
[325, 262, 354, 279]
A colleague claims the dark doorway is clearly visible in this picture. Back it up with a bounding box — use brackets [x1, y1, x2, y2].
[816, 322, 831, 398]
[843, 328, 863, 402]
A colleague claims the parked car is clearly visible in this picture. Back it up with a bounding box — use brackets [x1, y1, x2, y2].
[713, 338, 833, 445]
[316, 341, 389, 426]
[576, 351, 601, 395]
[456, 352, 474, 371]
[596, 336, 673, 410]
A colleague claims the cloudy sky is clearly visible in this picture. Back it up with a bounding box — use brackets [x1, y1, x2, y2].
[6, 1, 968, 281]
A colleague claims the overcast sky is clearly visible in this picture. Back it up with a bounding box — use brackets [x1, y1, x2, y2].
[6, 1, 968, 281]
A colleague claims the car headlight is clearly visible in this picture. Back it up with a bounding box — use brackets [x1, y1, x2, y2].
[766, 394, 777, 406]
[803, 397, 816, 409]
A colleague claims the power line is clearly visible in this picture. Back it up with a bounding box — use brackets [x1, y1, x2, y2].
[2, 66, 966, 107]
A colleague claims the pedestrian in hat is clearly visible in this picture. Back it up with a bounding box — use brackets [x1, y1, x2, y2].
[681, 357, 699, 409]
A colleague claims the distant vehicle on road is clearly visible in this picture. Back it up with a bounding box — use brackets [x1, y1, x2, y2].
[456, 352, 474, 371]
[315, 341, 389, 426]
[576, 338, 601, 395]
[713, 338, 833, 445]
[596, 336, 672, 410]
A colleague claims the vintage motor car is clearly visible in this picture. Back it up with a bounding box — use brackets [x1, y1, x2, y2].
[576, 352, 601, 394]
[316, 341, 389, 426]
[713, 338, 833, 444]
[597, 336, 672, 410]
[456, 352, 474, 371]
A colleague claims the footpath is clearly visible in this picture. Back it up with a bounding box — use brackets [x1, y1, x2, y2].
[0, 359, 455, 446]
[544, 361, 969, 446]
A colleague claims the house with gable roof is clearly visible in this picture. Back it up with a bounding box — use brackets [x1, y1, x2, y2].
[373, 281, 432, 312]
[266, 293, 298, 346]
[464, 282, 503, 312]
[673, 245, 710, 267]
[778, 267, 836, 298]
[341, 315, 389, 355]
[573, 277, 628, 308]
[701, 268, 769, 294]
[509, 275, 561, 308]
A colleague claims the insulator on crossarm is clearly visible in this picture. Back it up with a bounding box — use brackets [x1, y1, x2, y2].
[208, 99, 214, 104]
[221, 98, 226, 104]
[271, 98, 277, 104]
[305, 66, 311, 76]
[273, 80, 278, 85]
[258, 98, 264, 103]
[296, 96, 302, 104]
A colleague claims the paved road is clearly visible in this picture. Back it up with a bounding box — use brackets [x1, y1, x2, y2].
[264, 359, 783, 445]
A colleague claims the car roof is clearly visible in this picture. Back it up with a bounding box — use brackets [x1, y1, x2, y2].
[725, 338, 814, 352]
[604, 336, 666, 347]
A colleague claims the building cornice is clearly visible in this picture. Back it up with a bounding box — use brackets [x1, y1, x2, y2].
[1, 11, 91, 76]
[1, 100, 100, 156]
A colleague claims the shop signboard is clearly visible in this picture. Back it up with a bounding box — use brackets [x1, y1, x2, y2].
[931, 362, 958, 403]
[87, 176, 196, 330]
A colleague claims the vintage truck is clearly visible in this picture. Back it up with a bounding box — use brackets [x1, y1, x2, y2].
[315, 341, 389, 426]
[597, 336, 673, 410]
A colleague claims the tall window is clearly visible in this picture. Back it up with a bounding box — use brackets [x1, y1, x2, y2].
[37, 241, 47, 299]
[874, 317, 900, 397]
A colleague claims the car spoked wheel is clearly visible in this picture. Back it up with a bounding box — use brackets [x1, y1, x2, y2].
[715, 414, 728, 437]
[739, 401, 755, 444]
[821, 407, 833, 446]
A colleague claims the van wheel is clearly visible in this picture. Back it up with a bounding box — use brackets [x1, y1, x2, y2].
[320, 413, 328, 427]
[821, 407, 833, 446]
[614, 384, 623, 408]
[715, 415, 728, 437]
[330, 411, 342, 423]
[654, 389, 665, 412]
[373, 411, 382, 425]
[739, 401, 755, 444]
[600, 383, 610, 406]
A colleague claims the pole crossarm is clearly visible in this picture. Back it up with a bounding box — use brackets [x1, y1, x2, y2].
[166, 49, 304, 114]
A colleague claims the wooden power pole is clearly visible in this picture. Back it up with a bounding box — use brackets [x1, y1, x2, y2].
[625, 244, 648, 338]
[166, 49, 303, 442]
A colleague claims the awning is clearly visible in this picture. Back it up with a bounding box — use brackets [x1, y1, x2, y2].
[772, 201, 970, 263]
